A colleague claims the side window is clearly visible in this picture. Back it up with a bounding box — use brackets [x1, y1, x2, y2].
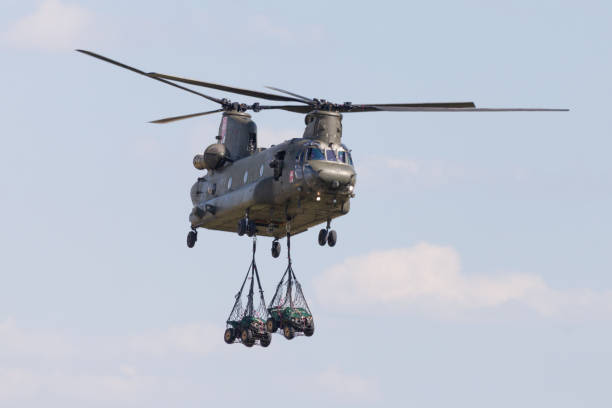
[337, 151, 347, 163]
[227, 177, 232, 190]
[348, 152, 354, 166]
[297, 150, 305, 164]
[259, 164, 264, 177]
[307, 147, 325, 161]
[243, 171, 248, 184]
[326, 149, 337, 161]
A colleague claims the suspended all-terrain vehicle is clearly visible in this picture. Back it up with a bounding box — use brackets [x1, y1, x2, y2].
[224, 239, 272, 348]
[266, 233, 314, 340]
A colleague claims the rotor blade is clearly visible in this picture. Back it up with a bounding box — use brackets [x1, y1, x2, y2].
[148, 73, 308, 103]
[259, 105, 313, 114]
[345, 102, 476, 112]
[149, 109, 223, 124]
[265, 86, 314, 103]
[76, 49, 224, 105]
[362, 105, 569, 112]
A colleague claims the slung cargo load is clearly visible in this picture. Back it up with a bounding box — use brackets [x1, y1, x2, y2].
[224, 239, 272, 348]
[266, 233, 315, 340]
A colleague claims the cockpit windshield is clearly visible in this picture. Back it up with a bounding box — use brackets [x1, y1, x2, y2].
[306, 146, 353, 166]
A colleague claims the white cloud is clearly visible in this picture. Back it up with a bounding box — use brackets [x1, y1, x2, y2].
[0, 318, 220, 404]
[314, 242, 612, 319]
[0, 366, 188, 405]
[313, 367, 380, 402]
[2, 0, 94, 52]
[128, 323, 220, 356]
[0, 318, 74, 358]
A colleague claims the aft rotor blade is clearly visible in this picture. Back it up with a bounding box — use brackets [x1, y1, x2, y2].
[149, 109, 223, 124]
[76, 49, 224, 105]
[265, 86, 314, 103]
[148, 73, 308, 103]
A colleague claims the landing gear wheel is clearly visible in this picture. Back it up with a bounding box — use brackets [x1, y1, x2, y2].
[283, 326, 295, 340]
[327, 230, 337, 247]
[318, 229, 328, 246]
[246, 220, 256, 237]
[187, 230, 197, 248]
[224, 328, 235, 344]
[260, 333, 272, 347]
[304, 324, 315, 337]
[266, 318, 278, 333]
[241, 329, 254, 347]
[271, 240, 281, 258]
[237, 219, 247, 236]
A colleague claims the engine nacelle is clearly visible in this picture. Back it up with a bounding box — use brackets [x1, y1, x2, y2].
[193, 154, 207, 170]
[193, 143, 227, 170]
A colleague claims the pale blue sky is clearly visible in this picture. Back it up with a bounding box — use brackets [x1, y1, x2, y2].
[1, 1, 611, 407]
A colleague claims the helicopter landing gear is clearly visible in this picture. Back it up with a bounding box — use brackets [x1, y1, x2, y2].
[238, 219, 257, 237]
[318, 219, 337, 247]
[237, 219, 247, 236]
[327, 230, 337, 247]
[318, 229, 327, 246]
[238, 212, 257, 237]
[271, 239, 281, 258]
[187, 228, 198, 248]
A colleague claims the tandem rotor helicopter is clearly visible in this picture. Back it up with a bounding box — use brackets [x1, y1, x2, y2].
[77, 50, 567, 258]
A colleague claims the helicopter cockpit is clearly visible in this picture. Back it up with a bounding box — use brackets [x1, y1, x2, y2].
[304, 145, 353, 166]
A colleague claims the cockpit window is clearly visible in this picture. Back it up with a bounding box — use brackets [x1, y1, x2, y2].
[307, 147, 325, 161]
[326, 149, 337, 161]
[348, 152, 354, 166]
[337, 151, 347, 163]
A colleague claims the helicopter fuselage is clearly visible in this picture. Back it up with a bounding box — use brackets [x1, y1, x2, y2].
[189, 113, 356, 239]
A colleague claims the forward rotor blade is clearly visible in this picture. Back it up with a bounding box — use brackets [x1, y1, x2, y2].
[363, 105, 569, 112]
[149, 109, 223, 124]
[265, 86, 314, 103]
[76, 49, 224, 105]
[346, 102, 476, 112]
[259, 105, 313, 114]
[148, 73, 308, 104]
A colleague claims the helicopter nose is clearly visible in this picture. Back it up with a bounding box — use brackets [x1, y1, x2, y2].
[309, 161, 356, 188]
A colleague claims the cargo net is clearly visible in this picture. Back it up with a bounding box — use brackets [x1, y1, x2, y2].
[268, 263, 311, 314]
[224, 238, 269, 346]
[266, 231, 313, 339]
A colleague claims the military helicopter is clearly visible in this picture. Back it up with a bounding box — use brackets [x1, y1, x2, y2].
[77, 50, 567, 258]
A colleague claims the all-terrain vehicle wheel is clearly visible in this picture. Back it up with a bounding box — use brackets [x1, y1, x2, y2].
[318, 229, 328, 246]
[283, 326, 295, 340]
[241, 328, 254, 347]
[304, 324, 315, 337]
[327, 230, 337, 247]
[260, 333, 272, 347]
[266, 318, 278, 333]
[224, 328, 235, 344]
[187, 230, 197, 248]
[271, 241, 281, 258]
[237, 219, 247, 236]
